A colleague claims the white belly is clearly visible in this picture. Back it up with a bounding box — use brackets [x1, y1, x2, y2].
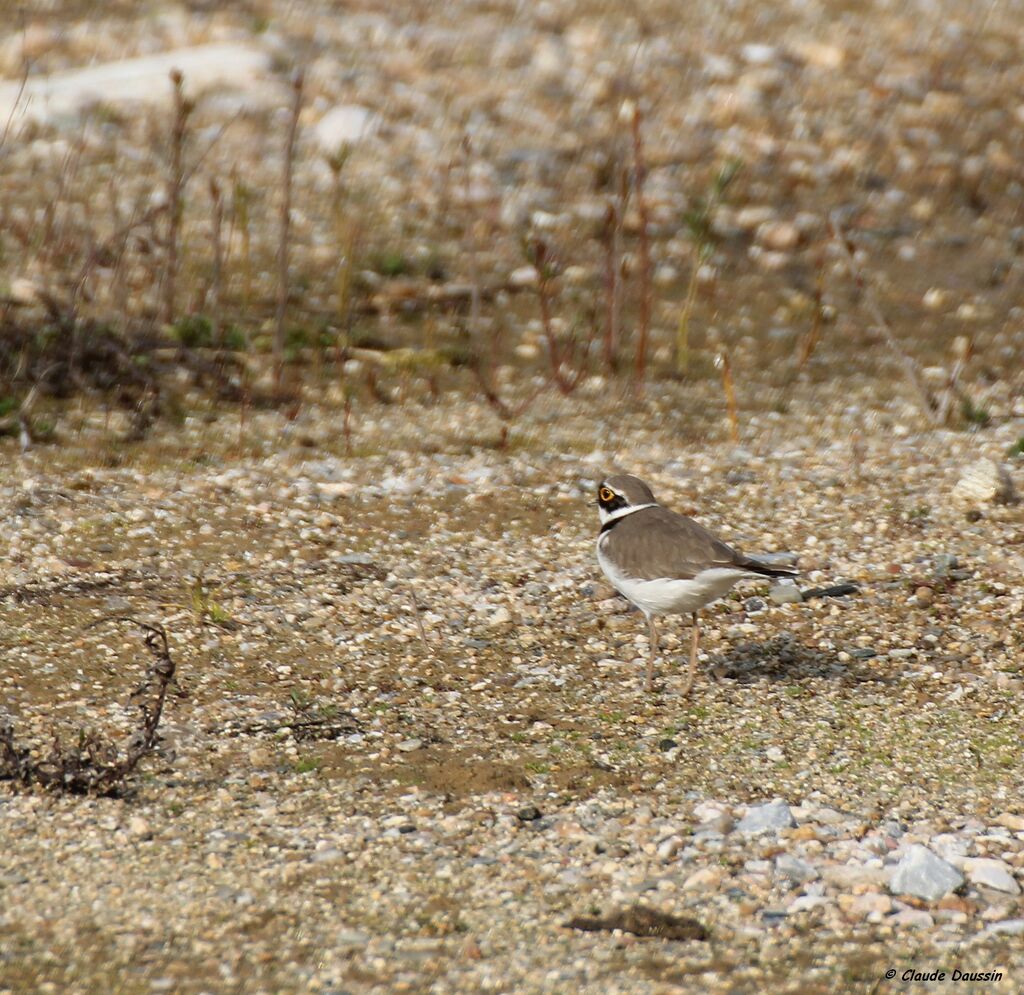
[598, 542, 752, 616]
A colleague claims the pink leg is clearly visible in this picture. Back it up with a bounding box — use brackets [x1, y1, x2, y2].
[681, 612, 699, 697]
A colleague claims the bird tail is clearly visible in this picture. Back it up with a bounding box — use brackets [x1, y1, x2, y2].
[738, 555, 798, 578]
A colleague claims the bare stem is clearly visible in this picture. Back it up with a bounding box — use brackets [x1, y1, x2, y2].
[209, 179, 224, 352]
[163, 69, 191, 326]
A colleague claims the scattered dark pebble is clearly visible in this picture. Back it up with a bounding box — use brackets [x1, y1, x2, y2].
[517, 805, 542, 822]
[658, 739, 679, 752]
[801, 583, 859, 600]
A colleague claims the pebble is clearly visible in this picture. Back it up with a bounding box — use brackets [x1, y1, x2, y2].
[487, 606, 512, 626]
[982, 919, 1024, 936]
[951, 459, 1015, 507]
[128, 817, 152, 838]
[756, 220, 801, 252]
[914, 586, 933, 607]
[769, 584, 803, 605]
[396, 738, 423, 753]
[838, 893, 891, 919]
[775, 854, 819, 883]
[889, 909, 935, 929]
[683, 868, 723, 891]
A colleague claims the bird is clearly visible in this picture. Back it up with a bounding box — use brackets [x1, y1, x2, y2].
[594, 474, 798, 694]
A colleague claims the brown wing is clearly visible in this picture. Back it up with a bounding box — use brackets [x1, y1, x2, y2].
[607, 506, 795, 581]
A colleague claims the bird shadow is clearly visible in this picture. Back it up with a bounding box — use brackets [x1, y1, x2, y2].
[704, 634, 892, 686]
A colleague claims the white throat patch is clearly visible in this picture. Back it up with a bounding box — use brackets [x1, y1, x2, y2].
[598, 502, 657, 525]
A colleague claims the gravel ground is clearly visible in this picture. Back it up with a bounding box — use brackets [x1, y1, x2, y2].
[3, 386, 1024, 993]
[4, 1, 1024, 993]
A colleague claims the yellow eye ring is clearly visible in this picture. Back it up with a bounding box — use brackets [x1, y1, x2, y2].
[599, 487, 615, 503]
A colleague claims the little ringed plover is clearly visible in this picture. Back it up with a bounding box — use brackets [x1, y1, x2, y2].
[595, 474, 798, 694]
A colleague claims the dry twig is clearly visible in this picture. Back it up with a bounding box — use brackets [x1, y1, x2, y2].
[0, 617, 177, 795]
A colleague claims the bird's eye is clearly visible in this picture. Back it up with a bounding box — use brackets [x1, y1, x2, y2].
[599, 487, 615, 503]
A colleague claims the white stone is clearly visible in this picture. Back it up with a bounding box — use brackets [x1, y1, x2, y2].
[314, 105, 379, 153]
[509, 266, 539, 288]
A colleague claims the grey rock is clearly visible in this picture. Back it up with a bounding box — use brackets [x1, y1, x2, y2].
[889, 845, 964, 901]
[396, 738, 423, 753]
[737, 800, 796, 834]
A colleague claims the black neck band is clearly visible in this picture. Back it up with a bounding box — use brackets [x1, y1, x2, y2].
[599, 516, 623, 535]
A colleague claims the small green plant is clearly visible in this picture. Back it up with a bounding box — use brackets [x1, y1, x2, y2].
[293, 755, 320, 774]
[172, 314, 213, 348]
[368, 249, 413, 278]
[188, 575, 234, 628]
[960, 397, 991, 428]
[1007, 436, 1024, 458]
[222, 325, 247, 351]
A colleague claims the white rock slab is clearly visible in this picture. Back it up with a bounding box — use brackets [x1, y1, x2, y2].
[0, 44, 272, 126]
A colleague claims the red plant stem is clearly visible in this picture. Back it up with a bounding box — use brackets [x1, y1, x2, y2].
[631, 105, 651, 394]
